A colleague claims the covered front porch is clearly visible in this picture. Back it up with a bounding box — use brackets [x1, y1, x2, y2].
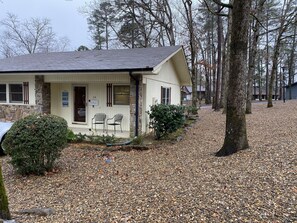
[46, 72, 144, 139]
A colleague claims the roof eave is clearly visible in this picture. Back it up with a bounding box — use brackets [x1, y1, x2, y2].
[0, 67, 154, 75]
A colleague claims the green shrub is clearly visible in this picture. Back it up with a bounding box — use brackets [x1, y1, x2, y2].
[3, 114, 68, 175]
[186, 105, 199, 115]
[67, 130, 88, 143]
[86, 134, 116, 144]
[75, 133, 87, 142]
[132, 135, 144, 145]
[147, 104, 185, 139]
[67, 129, 77, 142]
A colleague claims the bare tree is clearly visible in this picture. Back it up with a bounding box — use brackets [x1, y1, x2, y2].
[246, 0, 266, 114]
[267, 0, 296, 107]
[287, 14, 297, 99]
[216, 0, 251, 156]
[213, 3, 223, 111]
[0, 13, 68, 57]
[137, 0, 176, 46]
[182, 0, 198, 110]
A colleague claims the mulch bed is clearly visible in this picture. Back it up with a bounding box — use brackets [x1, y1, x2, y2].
[1, 100, 296, 222]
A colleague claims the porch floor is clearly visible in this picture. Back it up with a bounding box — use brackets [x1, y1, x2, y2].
[70, 127, 130, 139]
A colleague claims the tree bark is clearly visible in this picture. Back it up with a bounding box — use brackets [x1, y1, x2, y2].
[246, 0, 266, 114]
[222, 5, 232, 114]
[0, 164, 11, 220]
[214, 4, 223, 111]
[288, 15, 297, 99]
[183, 0, 198, 111]
[267, 0, 293, 107]
[216, 0, 251, 157]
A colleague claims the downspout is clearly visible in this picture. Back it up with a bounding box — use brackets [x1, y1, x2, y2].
[129, 71, 139, 137]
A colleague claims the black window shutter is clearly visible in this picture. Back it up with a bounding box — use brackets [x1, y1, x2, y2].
[106, 83, 112, 107]
[23, 82, 29, 104]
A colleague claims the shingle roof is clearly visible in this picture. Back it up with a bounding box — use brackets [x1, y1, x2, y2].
[0, 46, 182, 73]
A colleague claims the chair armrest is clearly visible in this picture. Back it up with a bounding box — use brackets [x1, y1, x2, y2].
[106, 116, 115, 122]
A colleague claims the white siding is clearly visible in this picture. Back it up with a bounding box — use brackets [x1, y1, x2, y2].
[50, 80, 130, 132]
[45, 73, 130, 83]
[0, 75, 35, 105]
[142, 59, 182, 133]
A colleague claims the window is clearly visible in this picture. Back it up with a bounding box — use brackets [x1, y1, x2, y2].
[161, 87, 171, 105]
[0, 84, 6, 102]
[9, 84, 23, 103]
[114, 85, 130, 105]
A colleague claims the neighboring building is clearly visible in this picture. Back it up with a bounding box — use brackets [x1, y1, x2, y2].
[181, 86, 191, 101]
[252, 86, 280, 100]
[182, 85, 206, 101]
[286, 82, 297, 99]
[0, 46, 191, 137]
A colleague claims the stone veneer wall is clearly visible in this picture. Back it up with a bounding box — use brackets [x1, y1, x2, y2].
[0, 104, 39, 122]
[130, 75, 143, 137]
[35, 75, 51, 114]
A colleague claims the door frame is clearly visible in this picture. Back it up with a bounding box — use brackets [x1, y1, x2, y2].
[73, 85, 88, 124]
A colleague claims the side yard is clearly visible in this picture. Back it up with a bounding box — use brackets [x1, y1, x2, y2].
[1, 101, 296, 222]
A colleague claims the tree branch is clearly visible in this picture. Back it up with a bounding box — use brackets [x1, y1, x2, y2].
[211, 0, 233, 9]
[203, 0, 229, 17]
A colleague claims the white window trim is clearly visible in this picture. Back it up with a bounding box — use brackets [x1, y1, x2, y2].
[0, 83, 24, 104]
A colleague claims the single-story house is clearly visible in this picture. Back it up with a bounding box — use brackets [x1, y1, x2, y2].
[0, 46, 191, 137]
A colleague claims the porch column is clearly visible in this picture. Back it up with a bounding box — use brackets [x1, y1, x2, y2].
[130, 75, 143, 137]
[35, 75, 51, 114]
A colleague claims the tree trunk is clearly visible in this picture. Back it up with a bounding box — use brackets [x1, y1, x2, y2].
[205, 69, 211, 104]
[275, 66, 278, 100]
[0, 164, 11, 220]
[267, 0, 292, 107]
[259, 55, 263, 101]
[211, 16, 216, 109]
[205, 29, 212, 105]
[268, 25, 286, 107]
[222, 5, 232, 114]
[220, 35, 227, 109]
[265, 9, 269, 101]
[288, 16, 297, 99]
[246, 0, 266, 114]
[214, 4, 223, 111]
[183, 0, 197, 111]
[216, 0, 251, 157]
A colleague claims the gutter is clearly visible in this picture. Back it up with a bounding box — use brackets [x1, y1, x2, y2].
[129, 71, 139, 137]
[0, 68, 154, 74]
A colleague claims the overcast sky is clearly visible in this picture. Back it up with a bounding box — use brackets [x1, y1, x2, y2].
[0, 0, 93, 51]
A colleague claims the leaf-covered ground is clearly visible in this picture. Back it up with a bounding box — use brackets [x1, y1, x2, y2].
[2, 100, 296, 222]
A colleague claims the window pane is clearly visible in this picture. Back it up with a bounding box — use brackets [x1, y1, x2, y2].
[114, 85, 130, 105]
[0, 84, 6, 92]
[0, 84, 6, 102]
[9, 84, 23, 103]
[161, 87, 171, 105]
